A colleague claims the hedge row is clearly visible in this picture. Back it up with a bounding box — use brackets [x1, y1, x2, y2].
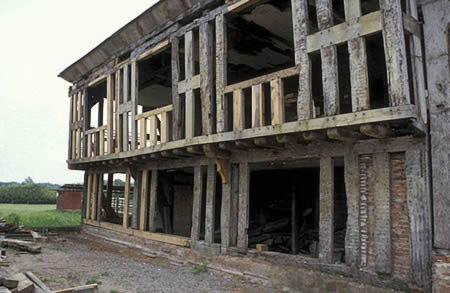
[0, 184, 56, 204]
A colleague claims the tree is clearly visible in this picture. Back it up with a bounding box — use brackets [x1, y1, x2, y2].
[23, 177, 34, 185]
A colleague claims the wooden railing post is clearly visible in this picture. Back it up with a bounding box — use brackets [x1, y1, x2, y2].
[131, 61, 138, 149]
[251, 84, 265, 128]
[185, 30, 195, 139]
[270, 78, 285, 125]
[107, 74, 115, 154]
[233, 89, 245, 131]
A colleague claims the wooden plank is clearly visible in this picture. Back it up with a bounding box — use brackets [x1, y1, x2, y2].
[224, 66, 299, 94]
[185, 31, 195, 139]
[373, 152, 391, 274]
[82, 90, 89, 158]
[406, 148, 432, 288]
[139, 170, 149, 231]
[344, 147, 360, 267]
[84, 219, 190, 247]
[137, 39, 169, 61]
[200, 21, 214, 135]
[205, 163, 217, 243]
[76, 129, 82, 159]
[71, 130, 76, 160]
[150, 115, 157, 146]
[99, 129, 105, 155]
[191, 166, 203, 241]
[227, 0, 260, 12]
[87, 134, 92, 157]
[216, 14, 228, 133]
[380, 0, 411, 106]
[85, 173, 92, 220]
[251, 84, 265, 128]
[291, 0, 312, 120]
[135, 105, 174, 120]
[344, 0, 370, 112]
[270, 78, 285, 125]
[220, 160, 232, 252]
[233, 89, 245, 131]
[123, 172, 130, 228]
[72, 93, 78, 122]
[96, 173, 103, 221]
[115, 70, 122, 153]
[24, 272, 52, 293]
[130, 61, 138, 149]
[77, 91, 82, 122]
[171, 37, 182, 140]
[140, 118, 146, 149]
[131, 172, 140, 229]
[53, 284, 98, 293]
[231, 164, 239, 247]
[306, 10, 383, 53]
[237, 162, 249, 251]
[123, 113, 129, 152]
[148, 169, 158, 232]
[407, 1, 426, 122]
[316, 0, 340, 116]
[319, 155, 334, 263]
[160, 111, 169, 143]
[70, 105, 418, 165]
[91, 173, 98, 221]
[107, 74, 114, 154]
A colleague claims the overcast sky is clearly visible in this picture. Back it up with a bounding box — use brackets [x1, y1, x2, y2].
[0, 0, 158, 184]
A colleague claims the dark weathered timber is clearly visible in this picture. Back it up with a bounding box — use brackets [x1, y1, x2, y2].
[319, 155, 334, 263]
[200, 21, 214, 135]
[220, 159, 232, 252]
[237, 161, 249, 251]
[191, 166, 203, 241]
[205, 163, 217, 244]
[373, 152, 392, 274]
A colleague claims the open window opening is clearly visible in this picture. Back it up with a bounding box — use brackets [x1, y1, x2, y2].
[152, 168, 194, 237]
[87, 80, 107, 129]
[138, 45, 173, 113]
[100, 173, 134, 226]
[333, 158, 347, 263]
[248, 161, 320, 255]
[226, 0, 295, 85]
[366, 33, 389, 109]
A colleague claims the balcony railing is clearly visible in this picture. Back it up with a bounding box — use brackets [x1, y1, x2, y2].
[136, 104, 173, 149]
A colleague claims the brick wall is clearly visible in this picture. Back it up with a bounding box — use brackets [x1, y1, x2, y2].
[57, 190, 82, 210]
[432, 251, 450, 292]
[390, 153, 410, 280]
[359, 153, 411, 281]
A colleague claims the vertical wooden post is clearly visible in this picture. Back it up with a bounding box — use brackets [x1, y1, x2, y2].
[344, 148, 360, 267]
[216, 14, 228, 133]
[82, 171, 89, 219]
[82, 90, 89, 158]
[205, 163, 217, 244]
[221, 161, 232, 252]
[291, 0, 312, 120]
[185, 31, 195, 139]
[123, 172, 131, 228]
[237, 162, 250, 251]
[148, 169, 158, 232]
[373, 152, 392, 274]
[91, 173, 98, 221]
[316, 0, 340, 115]
[123, 65, 129, 151]
[233, 89, 245, 131]
[251, 84, 265, 128]
[150, 116, 157, 146]
[68, 95, 74, 160]
[319, 156, 334, 263]
[131, 172, 141, 229]
[115, 70, 122, 153]
[408, 0, 427, 121]
[107, 75, 114, 154]
[97, 173, 103, 221]
[171, 37, 182, 140]
[139, 169, 149, 231]
[86, 172, 93, 220]
[200, 22, 215, 135]
[344, 0, 370, 112]
[292, 185, 298, 254]
[406, 148, 432, 288]
[380, 0, 410, 106]
[131, 61, 138, 149]
[140, 118, 146, 148]
[191, 166, 203, 241]
[160, 112, 169, 143]
[231, 164, 239, 247]
[271, 78, 285, 125]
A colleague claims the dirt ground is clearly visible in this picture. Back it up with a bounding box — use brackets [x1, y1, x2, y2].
[6, 233, 286, 293]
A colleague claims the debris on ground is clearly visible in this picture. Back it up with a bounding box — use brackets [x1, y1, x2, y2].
[1, 240, 41, 254]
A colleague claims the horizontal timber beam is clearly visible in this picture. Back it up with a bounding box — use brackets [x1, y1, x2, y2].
[69, 105, 417, 165]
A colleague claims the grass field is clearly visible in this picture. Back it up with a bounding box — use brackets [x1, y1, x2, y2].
[0, 204, 81, 227]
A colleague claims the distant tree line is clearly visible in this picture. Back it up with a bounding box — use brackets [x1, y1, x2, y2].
[0, 177, 58, 204]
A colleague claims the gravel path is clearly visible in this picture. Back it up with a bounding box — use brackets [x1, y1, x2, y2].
[7, 233, 281, 293]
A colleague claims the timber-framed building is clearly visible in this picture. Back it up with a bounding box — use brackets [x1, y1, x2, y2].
[59, 0, 449, 291]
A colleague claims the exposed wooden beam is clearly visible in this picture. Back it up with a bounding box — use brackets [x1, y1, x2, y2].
[360, 124, 391, 138]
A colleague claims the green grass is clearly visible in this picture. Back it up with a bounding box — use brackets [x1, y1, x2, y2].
[0, 204, 81, 227]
